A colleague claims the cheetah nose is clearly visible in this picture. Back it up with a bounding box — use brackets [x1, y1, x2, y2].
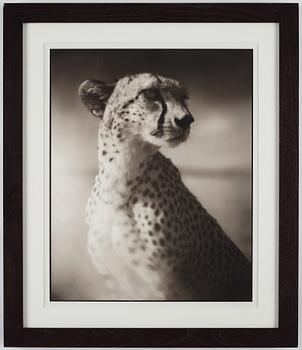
[174, 114, 195, 130]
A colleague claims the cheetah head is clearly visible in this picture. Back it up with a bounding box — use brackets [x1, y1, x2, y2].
[79, 73, 194, 148]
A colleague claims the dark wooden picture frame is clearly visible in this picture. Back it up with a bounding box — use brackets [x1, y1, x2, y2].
[3, 3, 298, 347]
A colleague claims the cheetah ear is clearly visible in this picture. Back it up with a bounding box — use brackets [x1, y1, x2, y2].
[78, 79, 116, 118]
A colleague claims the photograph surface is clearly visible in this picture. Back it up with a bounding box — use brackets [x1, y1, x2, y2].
[51, 49, 252, 301]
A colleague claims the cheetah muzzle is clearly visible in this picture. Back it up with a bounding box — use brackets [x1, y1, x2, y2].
[79, 73, 252, 301]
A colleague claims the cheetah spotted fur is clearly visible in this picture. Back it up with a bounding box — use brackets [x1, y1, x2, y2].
[79, 73, 252, 300]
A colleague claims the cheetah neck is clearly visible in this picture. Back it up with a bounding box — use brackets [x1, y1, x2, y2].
[96, 124, 158, 206]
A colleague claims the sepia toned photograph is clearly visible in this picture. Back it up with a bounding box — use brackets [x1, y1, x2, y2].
[51, 49, 252, 301]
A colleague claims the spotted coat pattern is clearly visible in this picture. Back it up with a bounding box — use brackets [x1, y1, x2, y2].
[79, 73, 252, 300]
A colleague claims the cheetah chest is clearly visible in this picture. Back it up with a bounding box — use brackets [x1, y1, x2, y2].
[87, 198, 166, 299]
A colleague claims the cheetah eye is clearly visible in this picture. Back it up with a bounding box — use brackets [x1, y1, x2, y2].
[182, 94, 190, 101]
[181, 94, 190, 107]
[142, 88, 161, 101]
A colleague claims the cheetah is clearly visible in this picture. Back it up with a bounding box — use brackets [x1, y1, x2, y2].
[79, 73, 252, 301]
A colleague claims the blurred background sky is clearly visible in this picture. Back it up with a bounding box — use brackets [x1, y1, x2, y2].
[51, 49, 252, 300]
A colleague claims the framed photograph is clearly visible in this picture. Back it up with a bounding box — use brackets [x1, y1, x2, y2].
[3, 3, 298, 347]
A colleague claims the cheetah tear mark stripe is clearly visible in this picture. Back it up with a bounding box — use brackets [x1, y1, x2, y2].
[157, 94, 167, 136]
[155, 75, 167, 137]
